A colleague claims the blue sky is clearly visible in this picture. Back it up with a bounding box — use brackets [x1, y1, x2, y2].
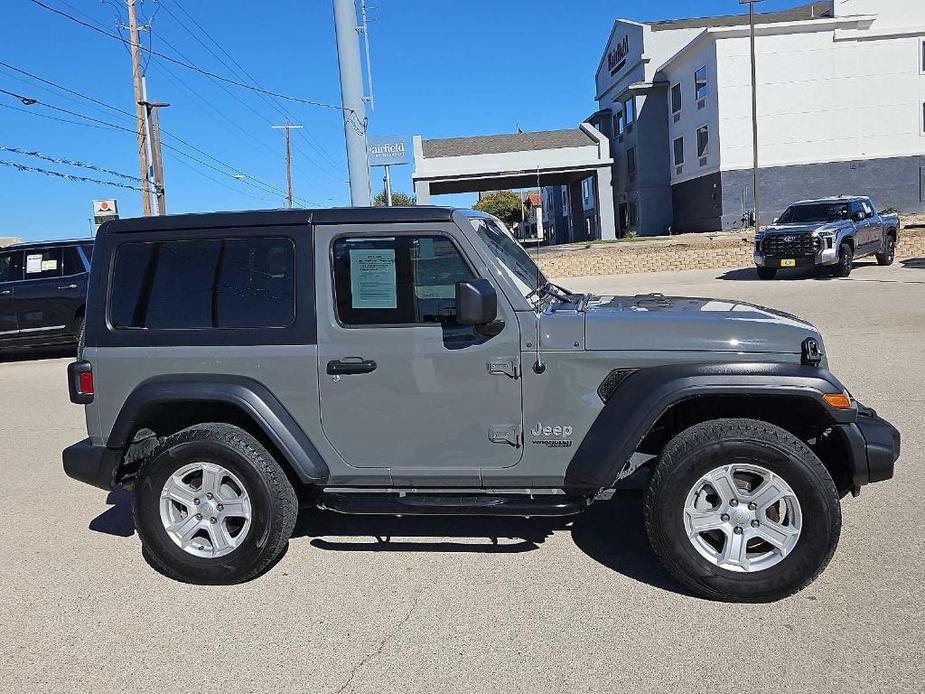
[1, 0, 798, 241]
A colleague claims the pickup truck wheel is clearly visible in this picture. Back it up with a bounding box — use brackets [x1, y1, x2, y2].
[835, 243, 853, 277]
[644, 418, 841, 603]
[133, 423, 298, 585]
[876, 236, 896, 266]
[756, 267, 777, 280]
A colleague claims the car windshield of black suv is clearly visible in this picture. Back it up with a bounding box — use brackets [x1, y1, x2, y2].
[778, 203, 849, 224]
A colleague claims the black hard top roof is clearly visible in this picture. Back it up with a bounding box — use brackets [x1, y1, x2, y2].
[99, 206, 464, 235]
[7, 238, 94, 250]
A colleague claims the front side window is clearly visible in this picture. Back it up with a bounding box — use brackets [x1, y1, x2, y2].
[0, 251, 23, 283]
[697, 125, 710, 158]
[62, 246, 87, 276]
[110, 237, 295, 330]
[674, 136, 685, 166]
[23, 247, 62, 280]
[695, 66, 708, 100]
[671, 83, 682, 114]
[333, 235, 475, 327]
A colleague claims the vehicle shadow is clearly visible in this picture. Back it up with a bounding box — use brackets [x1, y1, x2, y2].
[900, 257, 925, 269]
[296, 490, 683, 595]
[89, 489, 683, 594]
[0, 345, 74, 363]
[717, 261, 879, 282]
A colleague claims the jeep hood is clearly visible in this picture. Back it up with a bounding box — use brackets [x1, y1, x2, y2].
[581, 295, 822, 355]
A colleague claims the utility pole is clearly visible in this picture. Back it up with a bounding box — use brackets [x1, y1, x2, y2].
[127, 0, 151, 216]
[272, 121, 303, 208]
[333, 0, 371, 206]
[140, 98, 169, 215]
[741, 0, 764, 231]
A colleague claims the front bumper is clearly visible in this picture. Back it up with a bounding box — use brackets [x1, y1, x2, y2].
[834, 405, 900, 489]
[754, 236, 839, 267]
[63, 438, 123, 491]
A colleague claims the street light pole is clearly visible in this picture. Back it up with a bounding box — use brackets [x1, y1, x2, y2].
[741, 0, 764, 231]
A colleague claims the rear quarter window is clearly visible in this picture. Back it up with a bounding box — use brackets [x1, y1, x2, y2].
[109, 237, 296, 330]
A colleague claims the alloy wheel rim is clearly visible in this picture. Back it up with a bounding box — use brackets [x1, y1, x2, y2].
[683, 463, 802, 573]
[159, 462, 252, 558]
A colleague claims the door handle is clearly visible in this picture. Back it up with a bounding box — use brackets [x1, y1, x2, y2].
[327, 358, 378, 376]
[57, 284, 78, 290]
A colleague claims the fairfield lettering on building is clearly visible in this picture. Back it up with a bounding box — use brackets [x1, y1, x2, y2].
[587, 0, 925, 236]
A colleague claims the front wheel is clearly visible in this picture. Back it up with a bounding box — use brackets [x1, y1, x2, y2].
[835, 243, 854, 277]
[756, 266, 777, 280]
[876, 236, 896, 266]
[644, 418, 841, 602]
[133, 423, 298, 584]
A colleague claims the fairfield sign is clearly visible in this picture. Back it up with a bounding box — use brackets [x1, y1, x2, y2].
[608, 35, 631, 75]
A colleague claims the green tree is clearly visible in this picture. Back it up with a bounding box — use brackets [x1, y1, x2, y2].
[473, 191, 523, 228]
[373, 190, 416, 206]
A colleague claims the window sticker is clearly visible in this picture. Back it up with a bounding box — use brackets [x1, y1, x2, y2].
[349, 248, 397, 309]
[25, 254, 42, 274]
[42, 259, 58, 272]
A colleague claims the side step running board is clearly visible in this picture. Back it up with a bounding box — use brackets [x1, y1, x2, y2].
[317, 493, 587, 517]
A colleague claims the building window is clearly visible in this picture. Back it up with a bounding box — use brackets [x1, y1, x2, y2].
[628, 201, 640, 229]
[922, 102, 925, 134]
[671, 83, 682, 114]
[921, 39, 925, 73]
[582, 178, 593, 201]
[694, 66, 708, 101]
[627, 147, 637, 179]
[624, 96, 635, 126]
[332, 235, 475, 327]
[673, 136, 685, 166]
[697, 125, 709, 158]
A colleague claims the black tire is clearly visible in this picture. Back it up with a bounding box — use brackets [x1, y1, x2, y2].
[133, 423, 298, 585]
[835, 242, 853, 277]
[644, 418, 841, 603]
[876, 235, 896, 266]
[756, 267, 777, 280]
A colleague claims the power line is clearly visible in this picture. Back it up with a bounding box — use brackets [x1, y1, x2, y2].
[0, 144, 142, 182]
[161, 0, 345, 173]
[32, 0, 353, 114]
[0, 159, 152, 192]
[0, 83, 317, 205]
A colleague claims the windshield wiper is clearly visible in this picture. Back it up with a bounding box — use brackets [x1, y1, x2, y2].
[528, 281, 580, 305]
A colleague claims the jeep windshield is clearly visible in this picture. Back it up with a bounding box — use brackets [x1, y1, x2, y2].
[778, 203, 850, 224]
[467, 216, 549, 302]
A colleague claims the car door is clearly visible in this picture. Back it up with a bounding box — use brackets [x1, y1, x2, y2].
[0, 250, 22, 338]
[314, 223, 524, 486]
[14, 246, 72, 337]
[862, 200, 880, 253]
[850, 201, 871, 250]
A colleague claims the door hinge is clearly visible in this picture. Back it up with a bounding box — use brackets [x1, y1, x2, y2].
[488, 357, 520, 380]
[489, 424, 522, 448]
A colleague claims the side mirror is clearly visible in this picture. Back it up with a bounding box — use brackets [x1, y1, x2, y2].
[772, 217, 779, 224]
[854, 211, 866, 222]
[456, 279, 497, 326]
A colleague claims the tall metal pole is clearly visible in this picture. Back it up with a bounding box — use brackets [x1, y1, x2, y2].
[272, 122, 303, 208]
[333, 0, 371, 207]
[127, 0, 151, 216]
[147, 102, 168, 215]
[746, 0, 763, 231]
[383, 164, 392, 206]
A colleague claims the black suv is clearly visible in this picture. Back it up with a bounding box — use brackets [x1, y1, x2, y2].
[0, 239, 93, 349]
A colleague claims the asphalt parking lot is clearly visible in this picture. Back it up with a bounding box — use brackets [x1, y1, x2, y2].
[1, 260, 923, 694]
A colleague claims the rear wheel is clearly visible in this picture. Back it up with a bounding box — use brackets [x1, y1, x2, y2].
[835, 243, 854, 277]
[133, 423, 298, 584]
[756, 267, 777, 280]
[644, 418, 841, 602]
[876, 235, 896, 266]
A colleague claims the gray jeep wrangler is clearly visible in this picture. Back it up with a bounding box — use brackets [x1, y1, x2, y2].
[63, 207, 899, 602]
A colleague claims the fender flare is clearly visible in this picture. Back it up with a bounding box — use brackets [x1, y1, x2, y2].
[564, 362, 853, 493]
[107, 374, 329, 485]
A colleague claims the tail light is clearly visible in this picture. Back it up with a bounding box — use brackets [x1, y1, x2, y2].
[68, 361, 94, 404]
